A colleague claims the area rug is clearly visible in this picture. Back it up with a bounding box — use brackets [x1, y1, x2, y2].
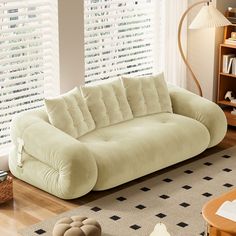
[19, 147, 236, 236]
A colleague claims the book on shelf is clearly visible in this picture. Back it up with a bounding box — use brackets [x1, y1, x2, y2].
[232, 58, 236, 75]
[228, 7, 236, 13]
[225, 38, 236, 45]
[228, 58, 234, 74]
[227, 16, 236, 24]
[222, 54, 235, 73]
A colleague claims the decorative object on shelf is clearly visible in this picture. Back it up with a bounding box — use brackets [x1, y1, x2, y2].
[231, 108, 236, 115]
[231, 32, 236, 39]
[0, 175, 13, 204]
[150, 223, 171, 236]
[227, 7, 236, 24]
[223, 91, 236, 104]
[53, 216, 102, 236]
[178, 0, 231, 97]
[224, 9, 236, 45]
[224, 91, 235, 101]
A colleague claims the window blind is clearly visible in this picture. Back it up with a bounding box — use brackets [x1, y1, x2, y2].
[84, 0, 161, 83]
[0, 0, 59, 153]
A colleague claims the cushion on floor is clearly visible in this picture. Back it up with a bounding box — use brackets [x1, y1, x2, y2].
[53, 216, 101, 236]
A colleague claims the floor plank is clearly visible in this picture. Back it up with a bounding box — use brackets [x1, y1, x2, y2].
[0, 126, 235, 236]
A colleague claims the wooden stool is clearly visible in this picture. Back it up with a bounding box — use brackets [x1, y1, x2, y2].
[53, 216, 101, 236]
[0, 176, 13, 204]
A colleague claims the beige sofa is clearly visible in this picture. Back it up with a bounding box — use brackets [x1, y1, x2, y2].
[9, 75, 227, 199]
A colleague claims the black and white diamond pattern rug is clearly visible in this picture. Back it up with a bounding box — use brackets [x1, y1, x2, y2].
[19, 147, 236, 236]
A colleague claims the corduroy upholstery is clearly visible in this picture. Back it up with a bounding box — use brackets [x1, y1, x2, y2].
[44, 88, 95, 138]
[9, 79, 227, 199]
[122, 73, 172, 117]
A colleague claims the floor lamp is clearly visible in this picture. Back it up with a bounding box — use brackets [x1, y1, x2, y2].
[178, 0, 231, 97]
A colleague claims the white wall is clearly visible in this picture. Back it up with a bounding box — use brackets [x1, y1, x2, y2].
[187, 0, 236, 100]
[58, 0, 85, 93]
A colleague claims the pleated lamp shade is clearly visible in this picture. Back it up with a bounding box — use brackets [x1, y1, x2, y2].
[189, 5, 232, 29]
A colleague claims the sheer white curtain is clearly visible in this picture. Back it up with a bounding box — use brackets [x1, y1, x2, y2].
[162, 0, 188, 87]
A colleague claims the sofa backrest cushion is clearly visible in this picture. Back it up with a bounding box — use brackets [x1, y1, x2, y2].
[44, 87, 95, 138]
[80, 79, 133, 128]
[122, 73, 173, 117]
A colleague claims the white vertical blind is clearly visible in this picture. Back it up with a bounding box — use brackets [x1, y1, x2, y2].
[0, 0, 59, 154]
[84, 0, 162, 83]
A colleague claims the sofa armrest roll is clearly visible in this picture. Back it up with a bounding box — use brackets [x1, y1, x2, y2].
[169, 87, 227, 148]
[9, 109, 97, 199]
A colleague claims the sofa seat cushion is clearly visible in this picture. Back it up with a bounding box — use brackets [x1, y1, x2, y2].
[79, 113, 210, 190]
[81, 79, 133, 128]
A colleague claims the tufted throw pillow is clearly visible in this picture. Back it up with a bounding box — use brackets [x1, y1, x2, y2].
[44, 87, 95, 138]
[122, 73, 172, 117]
[80, 79, 133, 128]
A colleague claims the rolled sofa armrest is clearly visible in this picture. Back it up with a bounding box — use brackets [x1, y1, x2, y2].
[168, 86, 227, 148]
[9, 108, 97, 199]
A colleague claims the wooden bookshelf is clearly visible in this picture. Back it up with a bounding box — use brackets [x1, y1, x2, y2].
[218, 100, 236, 108]
[221, 43, 236, 49]
[223, 108, 236, 126]
[217, 16, 236, 126]
[219, 72, 236, 78]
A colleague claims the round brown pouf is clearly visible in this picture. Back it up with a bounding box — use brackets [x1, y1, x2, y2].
[53, 216, 101, 236]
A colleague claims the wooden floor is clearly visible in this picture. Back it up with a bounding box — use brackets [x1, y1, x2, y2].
[0, 127, 236, 236]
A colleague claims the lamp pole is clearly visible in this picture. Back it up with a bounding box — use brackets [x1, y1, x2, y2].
[178, 0, 210, 97]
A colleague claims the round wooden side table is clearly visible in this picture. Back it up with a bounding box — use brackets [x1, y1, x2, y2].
[202, 188, 236, 236]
